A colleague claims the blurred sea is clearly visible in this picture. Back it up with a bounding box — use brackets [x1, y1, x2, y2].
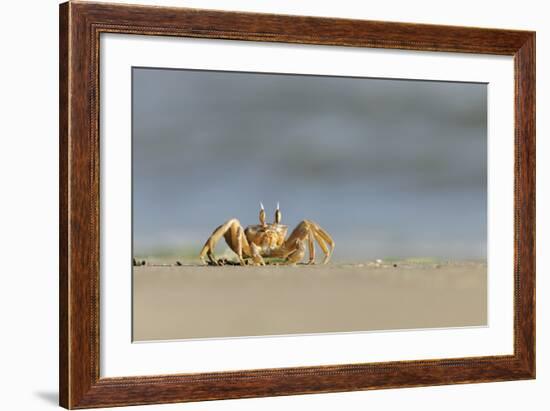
[132, 68, 487, 261]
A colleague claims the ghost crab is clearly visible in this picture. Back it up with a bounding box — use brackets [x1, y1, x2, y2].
[199, 203, 335, 266]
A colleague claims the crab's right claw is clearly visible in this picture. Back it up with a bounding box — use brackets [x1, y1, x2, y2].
[250, 243, 266, 266]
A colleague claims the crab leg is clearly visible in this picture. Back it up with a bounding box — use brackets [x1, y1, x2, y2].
[310, 221, 335, 264]
[284, 220, 335, 264]
[307, 232, 316, 264]
[312, 231, 331, 264]
[199, 218, 249, 265]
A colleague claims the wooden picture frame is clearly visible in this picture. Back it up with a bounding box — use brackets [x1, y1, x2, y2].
[59, 1, 535, 408]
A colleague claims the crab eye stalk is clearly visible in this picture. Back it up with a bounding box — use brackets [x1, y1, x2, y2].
[274, 202, 282, 224]
[259, 202, 266, 226]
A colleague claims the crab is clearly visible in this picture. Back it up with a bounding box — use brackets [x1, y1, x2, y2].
[199, 203, 335, 266]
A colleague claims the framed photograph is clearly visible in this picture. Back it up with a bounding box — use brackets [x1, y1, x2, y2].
[59, 1, 535, 408]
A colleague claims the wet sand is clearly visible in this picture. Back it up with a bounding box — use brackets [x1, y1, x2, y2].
[133, 262, 486, 341]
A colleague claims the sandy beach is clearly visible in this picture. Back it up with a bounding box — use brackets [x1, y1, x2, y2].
[133, 261, 486, 341]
